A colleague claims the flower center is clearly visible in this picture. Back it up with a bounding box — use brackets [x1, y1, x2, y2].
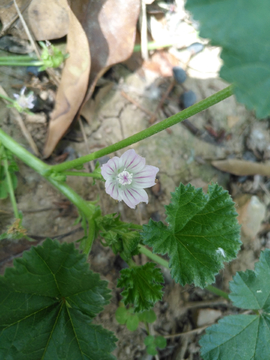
[117, 170, 133, 185]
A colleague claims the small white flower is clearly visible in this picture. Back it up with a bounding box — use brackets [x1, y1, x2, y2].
[101, 149, 159, 209]
[13, 87, 35, 109]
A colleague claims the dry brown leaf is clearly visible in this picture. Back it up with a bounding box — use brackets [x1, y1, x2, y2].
[70, 0, 140, 98]
[212, 159, 270, 177]
[43, 4, 90, 158]
[143, 50, 179, 77]
[0, 0, 31, 35]
[81, 82, 114, 125]
[4, 0, 69, 40]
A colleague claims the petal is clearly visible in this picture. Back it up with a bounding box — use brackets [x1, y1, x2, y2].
[105, 180, 121, 201]
[20, 86, 26, 95]
[132, 165, 159, 188]
[121, 187, 149, 209]
[120, 149, 145, 173]
[13, 94, 19, 99]
[101, 156, 121, 180]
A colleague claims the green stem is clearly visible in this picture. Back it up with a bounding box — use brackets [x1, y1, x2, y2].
[0, 129, 93, 219]
[138, 245, 230, 301]
[0, 94, 15, 103]
[0, 61, 43, 66]
[138, 244, 169, 269]
[62, 171, 103, 179]
[3, 154, 19, 219]
[49, 85, 233, 174]
[133, 41, 174, 52]
[0, 56, 38, 61]
[205, 285, 230, 300]
[0, 129, 50, 174]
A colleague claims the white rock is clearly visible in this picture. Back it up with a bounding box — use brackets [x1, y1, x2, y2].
[196, 308, 222, 327]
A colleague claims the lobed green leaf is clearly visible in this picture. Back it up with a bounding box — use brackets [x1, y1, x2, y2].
[142, 183, 241, 287]
[0, 238, 117, 360]
[200, 250, 270, 359]
[185, 0, 270, 118]
[117, 263, 164, 313]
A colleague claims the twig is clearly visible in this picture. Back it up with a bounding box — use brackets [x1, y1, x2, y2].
[121, 91, 155, 117]
[13, 0, 60, 86]
[0, 86, 40, 156]
[140, 0, 148, 61]
[164, 325, 208, 339]
[149, 80, 176, 124]
[13, 0, 41, 59]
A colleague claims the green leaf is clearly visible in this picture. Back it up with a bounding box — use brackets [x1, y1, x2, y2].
[200, 250, 270, 359]
[200, 315, 270, 360]
[97, 214, 142, 261]
[144, 335, 166, 355]
[144, 335, 155, 346]
[115, 305, 139, 331]
[142, 183, 241, 287]
[138, 309, 157, 323]
[229, 249, 270, 312]
[146, 344, 158, 356]
[126, 314, 139, 331]
[185, 0, 270, 118]
[155, 336, 167, 349]
[0, 238, 117, 360]
[115, 307, 128, 325]
[117, 263, 164, 313]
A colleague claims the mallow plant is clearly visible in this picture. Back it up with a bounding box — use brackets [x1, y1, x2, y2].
[0, 0, 270, 359]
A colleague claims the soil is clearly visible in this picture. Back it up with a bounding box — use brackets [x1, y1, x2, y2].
[1, 3, 270, 360]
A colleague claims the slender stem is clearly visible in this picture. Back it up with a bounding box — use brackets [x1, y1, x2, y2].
[49, 85, 233, 173]
[0, 129, 93, 220]
[133, 41, 174, 52]
[205, 285, 230, 300]
[0, 129, 50, 174]
[138, 244, 170, 269]
[0, 94, 15, 103]
[144, 321, 150, 335]
[139, 245, 230, 300]
[0, 62, 43, 66]
[0, 56, 38, 61]
[62, 171, 103, 179]
[3, 155, 19, 219]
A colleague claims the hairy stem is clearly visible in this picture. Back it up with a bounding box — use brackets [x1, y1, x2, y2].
[49, 85, 233, 173]
[3, 154, 20, 219]
[62, 171, 103, 179]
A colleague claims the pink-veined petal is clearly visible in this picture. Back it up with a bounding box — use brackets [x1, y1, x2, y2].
[120, 149, 145, 173]
[101, 156, 121, 180]
[105, 180, 121, 201]
[121, 187, 149, 209]
[132, 165, 159, 188]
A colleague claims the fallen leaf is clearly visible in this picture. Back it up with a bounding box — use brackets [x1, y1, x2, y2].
[143, 50, 179, 77]
[212, 159, 270, 177]
[70, 0, 140, 100]
[27, 0, 69, 40]
[81, 82, 114, 126]
[4, 0, 69, 40]
[0, 0, 31, 35]
[43, 3, 90, 158]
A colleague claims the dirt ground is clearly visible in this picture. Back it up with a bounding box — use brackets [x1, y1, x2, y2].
[1, 2, 270, 359]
